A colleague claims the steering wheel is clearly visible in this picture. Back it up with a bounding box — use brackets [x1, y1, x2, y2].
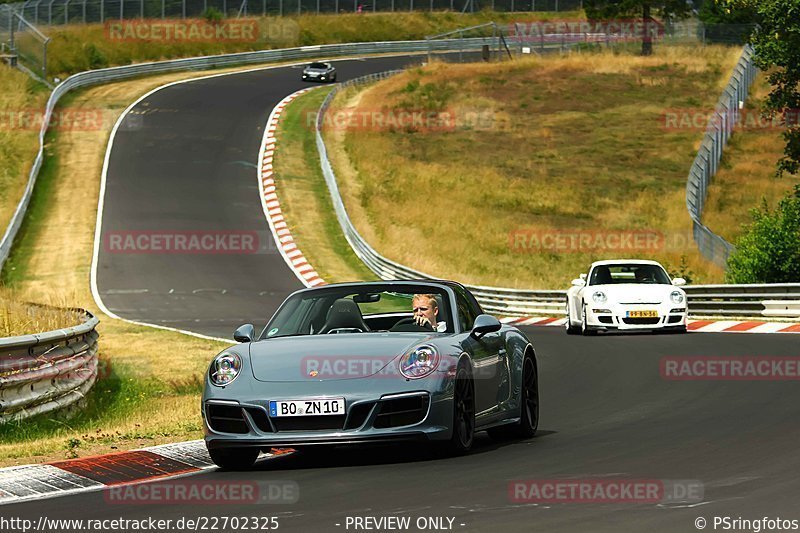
[391, 317, 434, 331]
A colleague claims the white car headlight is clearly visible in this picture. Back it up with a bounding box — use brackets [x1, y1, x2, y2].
[399, 346, 439, 379]
[592, 291, 607, 304]
[670, 291, 685, 304]
[209, 352, 242, 386]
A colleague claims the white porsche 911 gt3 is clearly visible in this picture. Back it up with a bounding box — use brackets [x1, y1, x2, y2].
[565, 259, 687, 335]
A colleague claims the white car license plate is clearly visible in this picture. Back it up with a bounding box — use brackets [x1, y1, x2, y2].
[269, 398, 345, 417]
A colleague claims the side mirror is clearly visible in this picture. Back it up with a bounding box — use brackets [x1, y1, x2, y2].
[580, 273, 587, 280]
[233, 324, 255, 343]
[471, 314, 502, 339]
[672, 278, 686, 286]
[571, 278, 586, 287]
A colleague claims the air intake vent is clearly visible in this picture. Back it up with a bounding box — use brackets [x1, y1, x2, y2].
[206, 403, 249, 434]
[374, 394, 429, 429]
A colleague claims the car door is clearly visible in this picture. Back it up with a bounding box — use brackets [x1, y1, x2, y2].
[454, 289, 505, 417]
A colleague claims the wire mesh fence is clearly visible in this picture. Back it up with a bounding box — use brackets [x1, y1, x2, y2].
[0, 0, 584, 25]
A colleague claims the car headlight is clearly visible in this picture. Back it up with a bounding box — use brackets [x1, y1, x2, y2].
[399, 346, 440, 379]
[209, 352, 242, 386]
[592, 291, 607, 304]
[670, 291, 685, 304]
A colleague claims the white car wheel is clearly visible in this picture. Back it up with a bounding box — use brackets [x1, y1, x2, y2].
[581, 305, 596, 336]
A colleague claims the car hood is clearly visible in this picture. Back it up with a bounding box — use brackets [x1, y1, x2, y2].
[249, 333, 436, 382]
[586, 284, 681, 304]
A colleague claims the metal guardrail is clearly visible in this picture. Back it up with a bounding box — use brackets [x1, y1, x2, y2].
[0, 309, 99, 423]
[315, 70, 800, 319]
[685, 44, 758, 268]
[0, 36, 506, 272]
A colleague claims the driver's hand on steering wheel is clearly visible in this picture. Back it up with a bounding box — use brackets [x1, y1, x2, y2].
[413, 315, 433, 329]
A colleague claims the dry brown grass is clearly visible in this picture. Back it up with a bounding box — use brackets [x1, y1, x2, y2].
[325, 46, 743, 288]
[0, 287, 84, 337]
[0, 68, 48, 241]
[702, 73, 796, 243]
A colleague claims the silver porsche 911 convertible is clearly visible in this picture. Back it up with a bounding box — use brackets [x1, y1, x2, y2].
[202, 280, 539, 469]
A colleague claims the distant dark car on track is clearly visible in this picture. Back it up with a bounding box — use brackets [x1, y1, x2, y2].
[202, 280, 539, 469]
[302, 61, 337, 83]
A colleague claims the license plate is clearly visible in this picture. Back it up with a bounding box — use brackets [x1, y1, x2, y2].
[269, 398, 345, 417]
[626, 310, 658, 318]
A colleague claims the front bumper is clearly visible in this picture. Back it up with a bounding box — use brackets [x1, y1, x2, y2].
[584, 304, 687, 331]
[203, 388, 452, 449]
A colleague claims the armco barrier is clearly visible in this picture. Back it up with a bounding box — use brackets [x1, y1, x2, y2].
[0, 36, 505, 273]
[315, 70, 800, 319]
[0, 309, 99, 423]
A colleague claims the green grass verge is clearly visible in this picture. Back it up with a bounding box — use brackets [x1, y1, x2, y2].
[273, 86, 378, 282]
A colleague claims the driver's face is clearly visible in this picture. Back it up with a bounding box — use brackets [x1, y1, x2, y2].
[413, 298, 437, 324]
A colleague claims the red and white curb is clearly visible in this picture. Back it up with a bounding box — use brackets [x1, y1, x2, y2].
[258, 87, 326, 289]
[0, 440, 293, 505]
[500, 316, 800, 334]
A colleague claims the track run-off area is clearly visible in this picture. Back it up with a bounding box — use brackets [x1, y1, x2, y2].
[8, 54, 799, 532]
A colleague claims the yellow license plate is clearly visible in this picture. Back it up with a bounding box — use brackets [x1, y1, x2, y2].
[627, 310, 658, 318]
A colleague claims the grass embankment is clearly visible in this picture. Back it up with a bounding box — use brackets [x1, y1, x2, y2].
[702, 73, 797, 243]
[0, 69, 49, 240]
[0, 67, 303, 466]
[318, 46, 742, 288]
[272, 87, 377, 282]
[42, 11, 581, 77]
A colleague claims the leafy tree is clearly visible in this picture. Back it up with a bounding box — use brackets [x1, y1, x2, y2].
[725, 185, 800, 283]
[583, 1, 693, 55]
[716, 0, 800, 176]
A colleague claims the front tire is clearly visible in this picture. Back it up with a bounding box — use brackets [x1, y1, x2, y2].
[565, 299, 580, 335]
[441, 365, 475, 456]
[581, 306, 597, 336]
[208, 447, 259, 470]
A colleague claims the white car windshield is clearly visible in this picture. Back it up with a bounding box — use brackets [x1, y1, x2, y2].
[589, 264, 671, 285]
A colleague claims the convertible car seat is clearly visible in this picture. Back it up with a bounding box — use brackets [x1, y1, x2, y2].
[318, 298, 370, 334]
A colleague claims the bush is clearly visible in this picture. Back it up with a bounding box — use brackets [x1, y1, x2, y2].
[202, 7, 224, 24]
[725, 185, 800, 283]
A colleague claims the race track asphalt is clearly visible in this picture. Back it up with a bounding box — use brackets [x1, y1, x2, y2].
[10, 328, 800, 531]
[95, 55, 427, 339]
[25, 53, 800, 532]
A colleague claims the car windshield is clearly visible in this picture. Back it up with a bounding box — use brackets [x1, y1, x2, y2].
[309, 63, 328, 69]
[588, 264, 671, 285]
[261, 285, 454, 338]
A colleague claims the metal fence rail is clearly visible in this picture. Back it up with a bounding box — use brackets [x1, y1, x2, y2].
[0, 0, 584, 26]
[685, 44, 758, 268]
[0, 309, 99, 423]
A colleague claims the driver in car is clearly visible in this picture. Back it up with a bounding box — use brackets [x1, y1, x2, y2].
[412, 294, 447, 332]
